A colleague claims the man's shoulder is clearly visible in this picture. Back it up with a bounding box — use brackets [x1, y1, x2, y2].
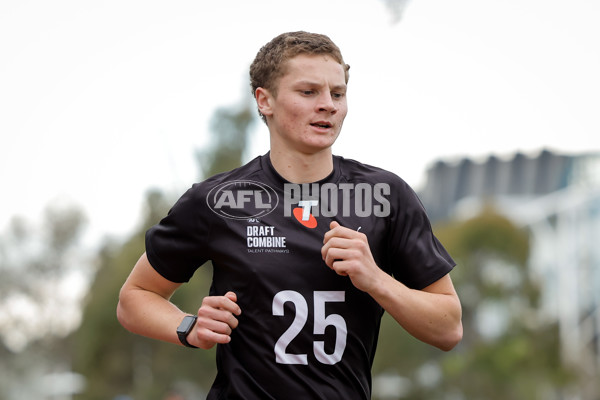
[335, 155, 407, 186]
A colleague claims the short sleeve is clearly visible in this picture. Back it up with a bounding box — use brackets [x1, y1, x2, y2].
[145, 184, 211, 283]
[387, 178, 455, 290]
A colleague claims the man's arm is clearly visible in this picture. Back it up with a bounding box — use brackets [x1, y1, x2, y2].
[321, 222, 463, 351]
[117, 252, 241, 349]
[367, 273, 462, 351]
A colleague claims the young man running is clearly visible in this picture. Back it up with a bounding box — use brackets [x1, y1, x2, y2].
[117, 31, 462, 399]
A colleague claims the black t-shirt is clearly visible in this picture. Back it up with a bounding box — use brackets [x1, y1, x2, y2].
[146, 153, 455, 400]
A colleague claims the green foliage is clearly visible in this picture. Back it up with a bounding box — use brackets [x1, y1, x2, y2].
[197, 99, 255, 178]
[440, 322, 571, 400]
[0, 201, 88, 398]
[0, 202, 87, 301]
[436, 205, 530, 268]
[73, 190, 218, 399]
[372, 207, 575, 399]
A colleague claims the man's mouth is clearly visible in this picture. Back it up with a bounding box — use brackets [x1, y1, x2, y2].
[311, 122, 332, 129]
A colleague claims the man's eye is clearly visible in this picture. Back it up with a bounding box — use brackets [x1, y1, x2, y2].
[301, 90, 314, 95]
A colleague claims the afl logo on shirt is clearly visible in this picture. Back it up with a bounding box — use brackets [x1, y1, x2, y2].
[207, 180, 279, 220]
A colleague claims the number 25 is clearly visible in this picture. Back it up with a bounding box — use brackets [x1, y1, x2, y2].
[272, 290, 347, 365]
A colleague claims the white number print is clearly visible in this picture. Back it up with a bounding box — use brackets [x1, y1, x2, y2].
[272, 290, 309, 365]
[272, 290, 347, 365]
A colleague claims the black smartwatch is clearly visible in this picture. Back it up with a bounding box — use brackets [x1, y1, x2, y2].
[176, 315, 198, 348]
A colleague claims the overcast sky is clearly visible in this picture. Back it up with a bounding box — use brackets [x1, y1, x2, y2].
[1, 0, 599, 244]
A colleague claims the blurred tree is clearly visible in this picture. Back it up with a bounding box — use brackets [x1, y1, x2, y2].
[73, 100, 256, 400]
[196, 99, 255, 177]
[73, 189, 216, 399]
[0, 200, 88, 398]
[372, 206, 575, 399]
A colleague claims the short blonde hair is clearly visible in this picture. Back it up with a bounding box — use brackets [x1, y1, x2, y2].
[249, 31, 350, 123]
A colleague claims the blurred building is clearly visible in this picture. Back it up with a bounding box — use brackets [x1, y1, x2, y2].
[419, 149, 600, 373]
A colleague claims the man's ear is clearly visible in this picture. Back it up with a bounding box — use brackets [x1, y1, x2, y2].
[255, 87, 274, 118]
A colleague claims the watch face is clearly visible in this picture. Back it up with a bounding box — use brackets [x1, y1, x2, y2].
[178, 315, 197, 334]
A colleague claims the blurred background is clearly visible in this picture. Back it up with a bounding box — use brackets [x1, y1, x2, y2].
[1, 0, 599, 399]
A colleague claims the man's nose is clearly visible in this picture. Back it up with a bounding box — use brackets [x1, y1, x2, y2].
[317, 93, 337, 113]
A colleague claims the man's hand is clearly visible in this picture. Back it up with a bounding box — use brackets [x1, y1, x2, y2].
[192, 291, 241, 349]
[322, 222, 463, 350]
[321, 221, 384, 293]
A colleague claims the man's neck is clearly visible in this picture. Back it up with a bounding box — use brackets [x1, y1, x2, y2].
[269, 149, 334, 184]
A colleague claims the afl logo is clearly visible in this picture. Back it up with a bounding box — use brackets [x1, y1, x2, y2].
[207, 180, 279, 220]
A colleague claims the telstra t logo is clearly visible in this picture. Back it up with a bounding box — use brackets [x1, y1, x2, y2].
[293, 200, 318, 228]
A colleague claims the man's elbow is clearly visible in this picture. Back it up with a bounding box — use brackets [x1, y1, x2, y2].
[116, 288, 134, 333]
[437, 321, 463, 352]
[116, 301, 126, 329]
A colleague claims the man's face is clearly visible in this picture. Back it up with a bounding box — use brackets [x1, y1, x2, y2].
[261, 54, 348, 155]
